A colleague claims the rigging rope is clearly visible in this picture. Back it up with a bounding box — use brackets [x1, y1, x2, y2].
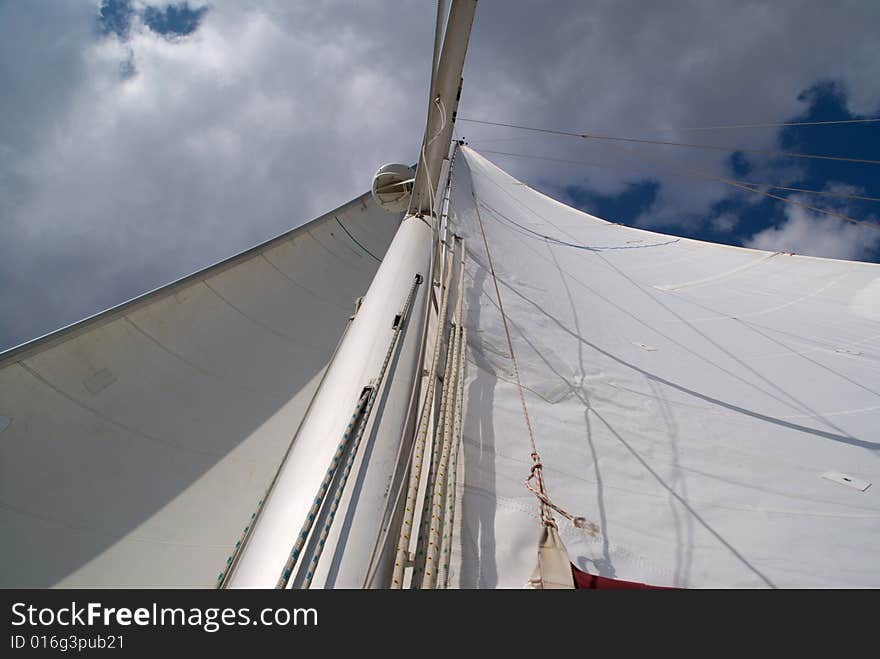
[422, 241, 466, 589]
[390, 142, 461, 588]
[411, 308, 457, 585]
[436, 325, 466, 589]
[459, 118, 880, 165]
[359, 147, 455, 589]
[390, 244, 454, 588]
[406, 0, 447, 221]
[276, 389, 370, 588]
[472, 193, 587, 530]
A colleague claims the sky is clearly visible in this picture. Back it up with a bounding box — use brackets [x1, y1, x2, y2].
[1, 0, 878, 352]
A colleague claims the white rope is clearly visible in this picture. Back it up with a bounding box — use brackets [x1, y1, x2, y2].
[422, 240, 466, 588]
[390, 245, 454, 588]
[411, 306, 456, 585]
[437, 325, 466, 589]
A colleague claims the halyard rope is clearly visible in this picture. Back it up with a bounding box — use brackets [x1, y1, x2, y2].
[411, 311, 456, 585]
[437, 325, 466, 588]
[472, 194, 587, 530]
[422, 240, 466, 588]
[391, 245, 455, 587]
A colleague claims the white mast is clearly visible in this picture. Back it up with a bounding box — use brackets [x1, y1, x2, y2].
[224, 0, 478, 588]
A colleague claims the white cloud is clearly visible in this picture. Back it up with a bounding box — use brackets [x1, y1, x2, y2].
[0, 1, 433, 348]
[712, 213, 739, 233]
[745, 200, 880, 262]
[1, 1, 879, 349]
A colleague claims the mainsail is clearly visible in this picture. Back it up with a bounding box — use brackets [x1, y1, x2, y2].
[445, 146, 880, 588]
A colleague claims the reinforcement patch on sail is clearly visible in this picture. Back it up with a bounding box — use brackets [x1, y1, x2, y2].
[445, 146, 880, 588]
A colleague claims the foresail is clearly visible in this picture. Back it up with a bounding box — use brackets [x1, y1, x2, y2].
[447, 146, 880, 588]
[0, 193, 401, 587]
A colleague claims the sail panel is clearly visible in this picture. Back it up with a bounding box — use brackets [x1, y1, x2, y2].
[447, 146, 880, 588]
[0, 193, 401, 587]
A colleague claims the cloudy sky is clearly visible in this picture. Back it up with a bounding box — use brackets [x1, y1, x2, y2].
[2, 0, 879, 352]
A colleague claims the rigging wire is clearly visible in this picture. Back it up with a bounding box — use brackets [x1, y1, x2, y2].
[459, 118, 880, 165]
[476, 147, 880, 232]
[477, 149, 880, 203]
[681, 117, 880, 131]
[474, 119, 880, 143]
[599, 139, 880, 232]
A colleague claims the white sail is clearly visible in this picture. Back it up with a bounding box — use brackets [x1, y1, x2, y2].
[3, 0, 878, 590]
[444, 146, 880, 588]
[0, 193, 401, 587]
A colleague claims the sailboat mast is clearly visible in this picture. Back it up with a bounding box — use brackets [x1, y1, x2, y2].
[224, 0, 477, 589]
[411, 0, 478, 217]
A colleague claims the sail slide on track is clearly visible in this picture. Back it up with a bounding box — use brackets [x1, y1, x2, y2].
[0, 193, 401, 587]
[445, 146, 880, 588]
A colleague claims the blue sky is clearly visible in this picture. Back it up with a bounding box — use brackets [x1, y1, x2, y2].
[0, 1, 878, 352]
[100, 0, 207, 39]
[560, 81, 880, 262]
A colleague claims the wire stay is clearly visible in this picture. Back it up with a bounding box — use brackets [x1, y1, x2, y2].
[459, 118, 880, 166]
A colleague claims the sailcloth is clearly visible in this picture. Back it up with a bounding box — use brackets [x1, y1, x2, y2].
[0, 193, 401, 587]
[445, 146, 880, 588]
